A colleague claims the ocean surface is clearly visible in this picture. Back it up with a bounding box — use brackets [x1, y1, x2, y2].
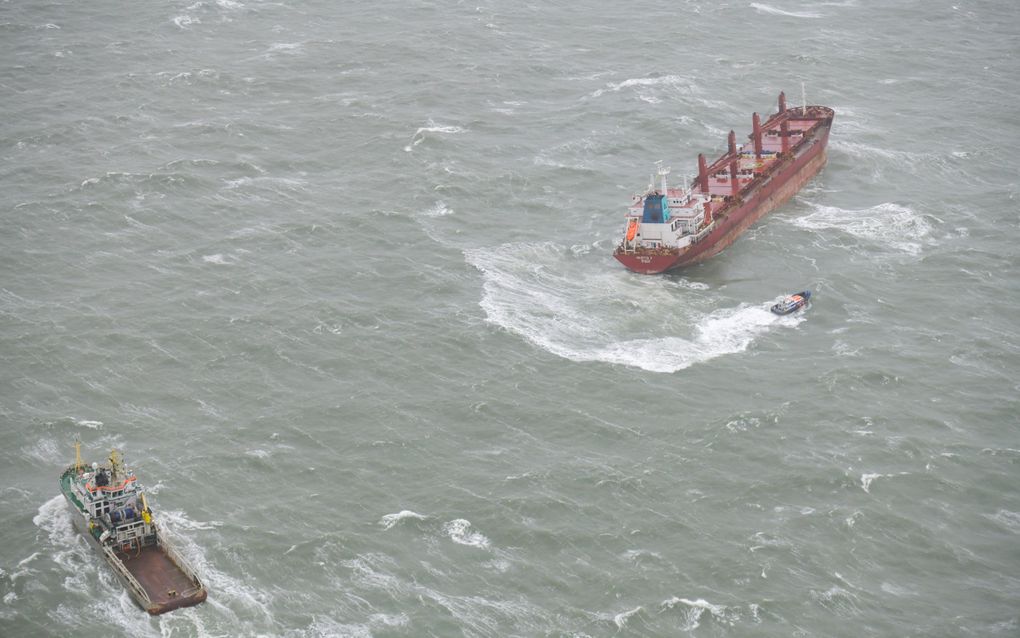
[2, 1, 1019, 636]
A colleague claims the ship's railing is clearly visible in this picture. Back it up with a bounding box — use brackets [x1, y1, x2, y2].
[158, 534, 205, 595]
[690, 223, 715, 244]
[101, 545, 153, 607]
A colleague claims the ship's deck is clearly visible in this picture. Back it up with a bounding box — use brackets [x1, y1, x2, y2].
[117, 545, 203, 608]
[703, 112, 824, 197]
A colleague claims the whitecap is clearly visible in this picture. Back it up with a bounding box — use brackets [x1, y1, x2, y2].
[750, 3, 821, 18]
[860, 472, 909, 493]
[379, 510, 427, 530]
[613, 606, 642, 628]
[173, 15, 200, 28]
[422, 201, 452, 217]
[789, 202, 934, 255]
[590, 74, 692, 99]
[269, 42, 303, 53]
[405, 122, 465, 151]
[880, 581, 916, 596]
[661, 597, 731, 630]
[442, 519, 490, 549]
[202, 253, 232, 265]
[984, 509, 1020, 534]
[157, 509, 223, 531]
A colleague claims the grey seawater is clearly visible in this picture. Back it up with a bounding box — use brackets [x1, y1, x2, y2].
[2, 0, 1018, 635]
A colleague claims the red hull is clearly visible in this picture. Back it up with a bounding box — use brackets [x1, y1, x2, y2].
[615, 99, 834, 274]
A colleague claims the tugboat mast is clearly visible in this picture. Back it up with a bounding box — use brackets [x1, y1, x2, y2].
[109, 448, 123, 481]
[73, 437, 84, 475]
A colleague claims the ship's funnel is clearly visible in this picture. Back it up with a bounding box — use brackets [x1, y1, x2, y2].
[698, 153, 708, 192]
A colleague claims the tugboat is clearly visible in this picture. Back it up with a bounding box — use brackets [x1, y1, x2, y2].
[58, 440, 207, 614]
[770, 290, 811, 315]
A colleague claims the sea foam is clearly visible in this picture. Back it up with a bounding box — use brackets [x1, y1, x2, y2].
[405, 122, 465, 152]
[442, 519, 491, 549]
[466, 242, 804, 373]
[379, 510, 428, 530]
[790, 202, 935, 255]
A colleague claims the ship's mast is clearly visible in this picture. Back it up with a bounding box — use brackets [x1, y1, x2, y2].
[801, 81, 807, 115]
[109, 448, 123, 481]
[73, 436, 83, 475]
[656, 160, 670, 194]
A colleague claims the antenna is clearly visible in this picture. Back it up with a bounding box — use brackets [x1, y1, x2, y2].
[801, 81, 806, 115]
[656, 160, 671, 194]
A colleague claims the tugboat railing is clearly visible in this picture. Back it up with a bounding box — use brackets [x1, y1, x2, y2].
[101, 545, 153, 607]
[158, 534, 204, 590]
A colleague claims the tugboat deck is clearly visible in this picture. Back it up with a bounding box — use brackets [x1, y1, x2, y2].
[117, 545, 204, 609]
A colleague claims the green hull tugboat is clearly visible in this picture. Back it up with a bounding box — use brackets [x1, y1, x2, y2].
[59, 441, 207, 615]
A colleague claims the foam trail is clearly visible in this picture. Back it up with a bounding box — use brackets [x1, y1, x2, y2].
[466, 242, 804, 373]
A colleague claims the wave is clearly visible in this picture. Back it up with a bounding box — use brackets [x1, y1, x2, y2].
[379, 510, 428, 530]
[860, 472, 907, 493]
[404, 122, 466, 152]
[749, 3, 821, 18]
[613, 606, 643, 628]
[789, 202, 936, 255]
[157, 509, 274, 625]
[442, 519, 490, 549]
[589, 74, 696, 100]
[173, 15, 200, 29]
[465, 242, 805, 373]
[984, 509, 1020, 534]
[661, 597, 739, 630]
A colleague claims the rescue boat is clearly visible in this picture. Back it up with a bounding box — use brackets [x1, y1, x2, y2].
[770, 290, 811, 315]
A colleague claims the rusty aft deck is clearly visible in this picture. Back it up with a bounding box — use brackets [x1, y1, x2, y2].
[114, 545, 207, 614]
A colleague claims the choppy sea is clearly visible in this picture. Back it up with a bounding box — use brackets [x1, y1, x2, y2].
[2, 1, 1019, 636]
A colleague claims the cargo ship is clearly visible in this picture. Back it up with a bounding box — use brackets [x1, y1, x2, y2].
[614, 91, 834, 273]
[58, 441, 207, 615]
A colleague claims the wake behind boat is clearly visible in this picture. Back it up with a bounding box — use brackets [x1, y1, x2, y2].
[58, 441, 207, 615]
